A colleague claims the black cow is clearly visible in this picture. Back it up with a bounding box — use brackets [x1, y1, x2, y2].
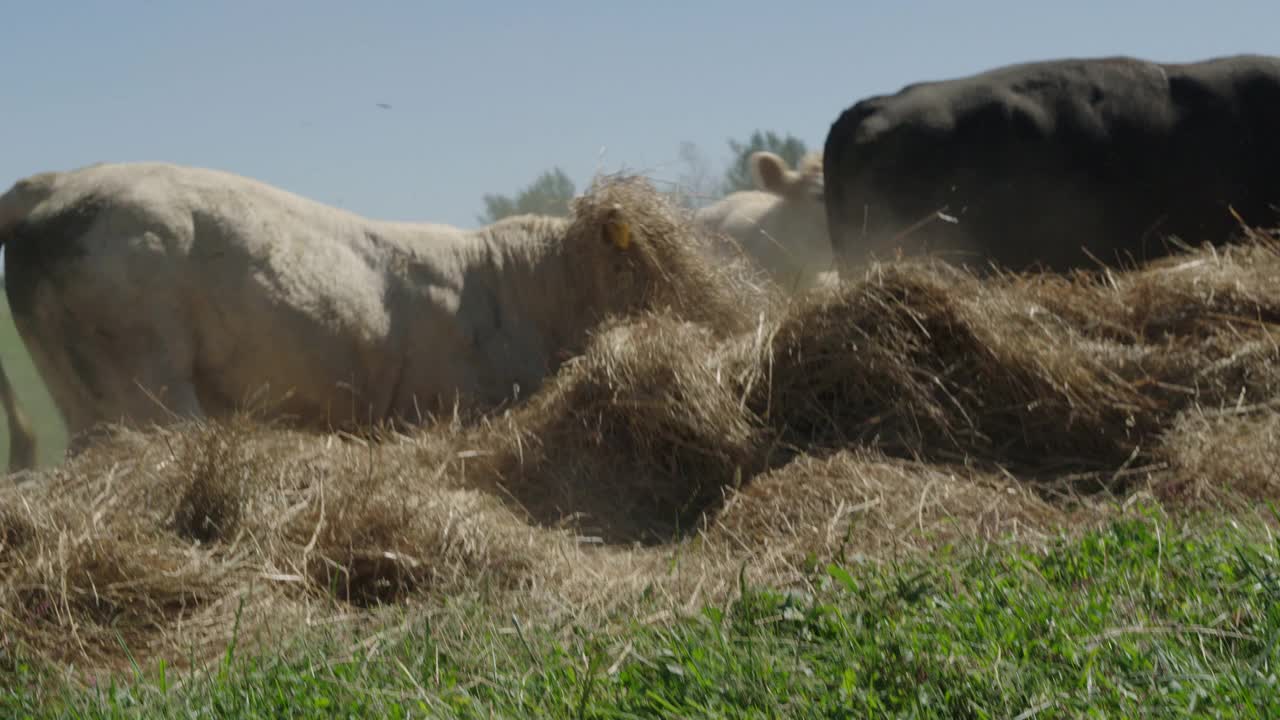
[823, 54, 1280, 276]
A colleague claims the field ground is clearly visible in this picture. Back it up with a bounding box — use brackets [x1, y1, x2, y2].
[0, 295, 67, 468]
[2, 179, 1280, 716]
[6, 511, 1278, 717]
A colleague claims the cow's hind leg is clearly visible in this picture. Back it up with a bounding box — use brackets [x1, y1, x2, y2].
[28, 313, 208, 460]
[64, 383, 203, 456]
[62, 363, 205, 460]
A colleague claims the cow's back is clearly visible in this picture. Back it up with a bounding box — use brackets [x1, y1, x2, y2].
[1162, 55, 1280, 219]
[5, 162, 406, 341]
[2, 161, 460, 431]
[823, 54, 1280, 274]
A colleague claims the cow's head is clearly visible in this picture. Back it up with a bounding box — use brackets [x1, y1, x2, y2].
[569, 183, 753, 336]
[750, 151, 825, 206]
[742, 151, 831, 288]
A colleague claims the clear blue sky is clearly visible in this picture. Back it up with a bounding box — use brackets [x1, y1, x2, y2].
[1, 1, 1276, 229]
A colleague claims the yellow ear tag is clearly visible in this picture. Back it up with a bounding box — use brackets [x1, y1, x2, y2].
[607, 219, 632, 250]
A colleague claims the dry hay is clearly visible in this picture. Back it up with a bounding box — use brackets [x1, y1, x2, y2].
[473, 312, 766, 545]
[706, 450, 1081, 563]
[2, 174, 1280, 679]
[1152, 409, 1280, 509]
[569, 172, 780, 337]
[0, 418, 574, 672]
[753, 263, 1151, 472]
[753, 238, 1280, 482]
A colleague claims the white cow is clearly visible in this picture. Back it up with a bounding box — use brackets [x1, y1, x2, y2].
[695, 151, 831, 291]
[0, 162, 737, 470]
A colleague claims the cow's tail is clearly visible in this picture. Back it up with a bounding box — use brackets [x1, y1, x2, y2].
[0, 172, 57, 475]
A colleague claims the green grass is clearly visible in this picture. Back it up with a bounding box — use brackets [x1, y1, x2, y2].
[0, 294, 67, 469]
[6, 510, 1279, 718]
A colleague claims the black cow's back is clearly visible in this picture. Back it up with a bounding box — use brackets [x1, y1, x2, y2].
[823, 54, 1280, 275]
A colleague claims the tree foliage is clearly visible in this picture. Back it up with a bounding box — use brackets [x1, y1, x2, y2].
[477, 129, 809, 222]
[477, 167, 576, 225]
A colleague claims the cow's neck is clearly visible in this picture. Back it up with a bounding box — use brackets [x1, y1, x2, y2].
[476, 217, 607, 351]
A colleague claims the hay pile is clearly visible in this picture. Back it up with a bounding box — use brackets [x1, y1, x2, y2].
[0, 420, 571, 670]
[752, 251, 1280, 479]
[568, 173, 776, 337]
[705, 449, 1076, 563]
[474, 313, 765, 545]
[2, 175, 1280, 677]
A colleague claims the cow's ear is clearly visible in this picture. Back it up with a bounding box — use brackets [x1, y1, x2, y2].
[602, 204, 632, 251]
[750, 152, 790, 194]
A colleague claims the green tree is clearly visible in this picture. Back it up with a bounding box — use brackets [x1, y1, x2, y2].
[721, 130, 810, 194]
[477, 167, 576, 224]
